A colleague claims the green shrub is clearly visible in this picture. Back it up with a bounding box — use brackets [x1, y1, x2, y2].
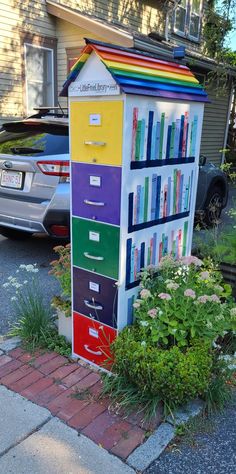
[49, 244, 71, 316]
[110, 327, 212, 409]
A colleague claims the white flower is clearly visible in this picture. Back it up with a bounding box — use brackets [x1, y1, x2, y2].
[2, 283, 9, 288]
[11, 296, 17, 302]
[23, 280, 28, 284]
[141, 341, 146, 346]
[230, 308, 236, 317]
[140, 321, 149, 327]
[206, 321, 213, 329]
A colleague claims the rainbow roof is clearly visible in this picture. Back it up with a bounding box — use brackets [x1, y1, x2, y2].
[60, 39, 208, 102]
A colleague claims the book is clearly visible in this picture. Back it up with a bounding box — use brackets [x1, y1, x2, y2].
[151, 122, 156, 160]
[167, 177, 171, 216]
[130, 244, 135, 282]
[173, 169, 177, 214]
[155, 175, 161, 220]
[166, 125, 172, 160]
[144, 177, 149, 222]
[178, 115, 185, 158]
[174, 119, 181, 158]
[140, 118, 146, 161]
[136, 185, 141, 224]
[131, 108, 138, 162]
[170, 122, 176, 159]
[182, 111, 188, 157]
[126, 238, 132, 285]
[159, 112, 165, 159]
[140, 185, 145, 223]
[183, 221, 188, 256]
[135, 120, 142, 161]
[152, 232, 157, 265]
[146, 111, 154, 161]
[151, 174, 157, 221]
[127, 296, 134, 325]
[155, 121, 161, 159]
[179, 173, 184, 213]
[163, 183, 168, 218]
[140, 242, 145, 270]
[178, 229, 182, 257]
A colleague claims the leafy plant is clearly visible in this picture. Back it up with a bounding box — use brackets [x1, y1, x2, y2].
[132, 257, 235, 349]
[5, 264, 53, 348]
[38, 328, 72, 357]
[49, 244, 71, 316]
[102, 257, 236, 418]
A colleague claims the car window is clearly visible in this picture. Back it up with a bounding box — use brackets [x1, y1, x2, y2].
[0, 128, 69, 156]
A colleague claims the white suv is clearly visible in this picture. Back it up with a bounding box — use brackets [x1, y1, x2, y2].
[0, 108, 70, 240]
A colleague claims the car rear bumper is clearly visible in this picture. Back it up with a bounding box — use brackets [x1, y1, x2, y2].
[0, 214, 46, 233]
[0, 182, 70, 236]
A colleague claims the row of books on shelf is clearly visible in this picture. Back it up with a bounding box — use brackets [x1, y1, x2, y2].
[129, 169, 193, 228]
[131, 108, 198, 163]
[126, 221, 188, 287]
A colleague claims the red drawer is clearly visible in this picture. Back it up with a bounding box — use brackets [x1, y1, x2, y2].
[73, 312, 117, 367]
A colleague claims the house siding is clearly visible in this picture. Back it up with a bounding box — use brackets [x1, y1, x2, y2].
[56, 18, 105, 108]
[200, 86, 231, 164]
[0, 0, 56, 121]
[53, 0, 165, 37]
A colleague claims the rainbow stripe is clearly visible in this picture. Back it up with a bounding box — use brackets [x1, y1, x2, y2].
[60, 39, 208, 102]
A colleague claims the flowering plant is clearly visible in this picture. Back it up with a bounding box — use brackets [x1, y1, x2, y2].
[133, 256, 236, 348]
[49, 244, 71, 317]
[4, 264, 52, 345]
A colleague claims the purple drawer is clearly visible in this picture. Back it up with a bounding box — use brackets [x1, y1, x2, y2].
[72, 163, 121, 225]
[73, 267, 118, 328]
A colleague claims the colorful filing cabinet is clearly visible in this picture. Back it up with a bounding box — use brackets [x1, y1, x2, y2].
[63, 39, 208, 368]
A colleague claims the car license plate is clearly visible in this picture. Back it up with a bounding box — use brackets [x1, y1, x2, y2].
[1, 170, 23, 189]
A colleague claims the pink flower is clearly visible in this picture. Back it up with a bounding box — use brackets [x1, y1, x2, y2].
[148, 308, 157, 318]
[180, 256, 203, 267]
[133, 302, 140, 309]
[140, 289, 151, 299]
[158, 293, 172, 301]
[166, 282, 179, 290]
[184, 289, 196, 299]
[209, 294, 221, 303]
[197, 295, 209, 304]
[199, 271, 210, 280]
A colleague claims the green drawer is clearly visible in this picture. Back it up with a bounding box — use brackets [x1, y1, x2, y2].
[72, 217, 120, 279]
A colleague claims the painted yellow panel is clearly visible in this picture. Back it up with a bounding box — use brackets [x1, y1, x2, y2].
[70, 101, 123, 165]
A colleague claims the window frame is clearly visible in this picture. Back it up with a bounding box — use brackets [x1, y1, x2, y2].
[24, 43, 55, 115]
[173, 0, 203, 43]
[21, 33, 57, 116]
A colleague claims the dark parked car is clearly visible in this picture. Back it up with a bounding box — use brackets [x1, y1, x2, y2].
[196, 155, 228, 226]
[0, 109, 228, 240]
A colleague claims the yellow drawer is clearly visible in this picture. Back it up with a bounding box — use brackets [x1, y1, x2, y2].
[70, 101, 123, 166]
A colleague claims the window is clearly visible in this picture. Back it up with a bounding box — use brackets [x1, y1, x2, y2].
[174, 0, 202, 41]
[24, 44, 54, 115]
[66, 47, 83, 73]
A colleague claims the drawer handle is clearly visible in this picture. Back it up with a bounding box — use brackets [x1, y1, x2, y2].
[84, 141, 106, 146]
[84, 344, 102, 356]
[84, 199, 105, 207]
[84, 252, 104, 261]
[84, 300, 103, 311]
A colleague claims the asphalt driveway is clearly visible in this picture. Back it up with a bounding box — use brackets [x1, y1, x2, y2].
[145, 391, 236, 474]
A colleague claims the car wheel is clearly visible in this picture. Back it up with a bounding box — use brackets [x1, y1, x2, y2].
[203, 186, 224, 226]
[0, 227, 33, 240]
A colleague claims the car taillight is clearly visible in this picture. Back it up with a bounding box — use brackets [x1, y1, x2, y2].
[37, 160, 70, 177]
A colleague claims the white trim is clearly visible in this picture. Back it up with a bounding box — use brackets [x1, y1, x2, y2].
[24, 43, 55, 114]
[222, 80, 234, 164]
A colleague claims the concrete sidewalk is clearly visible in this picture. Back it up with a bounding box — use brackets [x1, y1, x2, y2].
[0, 385, 135, 474]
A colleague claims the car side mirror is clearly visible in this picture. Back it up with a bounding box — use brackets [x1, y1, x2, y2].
[199, 155, 207, 166]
